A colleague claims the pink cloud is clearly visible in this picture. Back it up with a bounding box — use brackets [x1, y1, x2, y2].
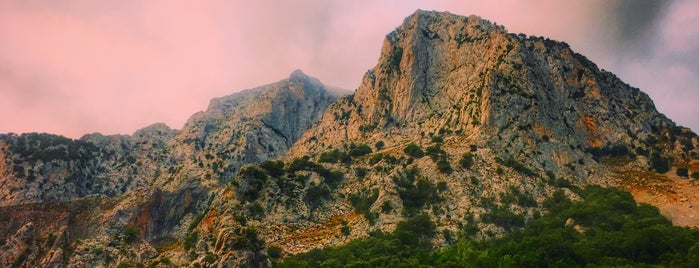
[0, 1, 696, 138]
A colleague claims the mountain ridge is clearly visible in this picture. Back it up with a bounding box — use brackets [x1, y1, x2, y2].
[1, 10, 698, 267]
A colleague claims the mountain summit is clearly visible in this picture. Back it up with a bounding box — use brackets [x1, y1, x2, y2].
[1, 10, 698, 267]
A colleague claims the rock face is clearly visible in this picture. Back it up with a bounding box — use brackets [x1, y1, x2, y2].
[0, 70, 338, 206]
[1, 10, 698, 268]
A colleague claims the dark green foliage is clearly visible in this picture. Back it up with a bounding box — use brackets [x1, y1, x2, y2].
[480, 205, 525, 231]
[425, 144, 446, 161]
[203, 251, 216, 264]
[246, 202, 265, 218]
[354, 167, 368, 179]
[436, 158, 452, 174]
[431, 136, 444, 144]
[389, 46, 403, 70]
[369, 154, 383, 165]
[348, 143, 372, 157]
[650, 152, 670, 173]
[403, 143, 424, 158]
[587, 143, 632, 161]
[383, 154, 398, 164]
[268, 246, 283, 259]
[437, 181, 448, 192]
[393, 167, 440, 216]
[183, 231, 198, 250]
[287, 157, 344, 187]
[0, 133, 102, 164]
[304, 183, 331, 206]
[693, 172, 699, 179]
[121, 226, 140, 244]
[280, 186, 699, 267]
[381, 200, 393, 213]
[318, 149, 350, 164]
[276, 215, 436, 267]
[231, 227, 264, 251]
[260, 160, 284, 178]
[236, 166, 268, 201]
[375, 140, 385, 150]
[349, 188, 379, 223]
[495, 156, 537, 177]
[444, 186, 699, 267]
[677, 167, 689, 177]
[459, 152, 474, 169]
[340, 225, 351, 236]
[500, 186, 537, 207]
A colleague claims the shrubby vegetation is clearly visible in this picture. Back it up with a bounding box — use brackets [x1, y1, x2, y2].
[649, 152, 670, 173]
[495, 156, 537, 177]
[403, 143, 424, 158]
[349, 188, 379, 223]
[459, 152, 474, 169]
[276, 214, 436, 267]
[392, 167, 441, 216]
[276, 186, 699, 267]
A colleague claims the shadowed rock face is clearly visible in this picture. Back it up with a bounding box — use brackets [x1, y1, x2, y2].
[1, 10, 698, 268]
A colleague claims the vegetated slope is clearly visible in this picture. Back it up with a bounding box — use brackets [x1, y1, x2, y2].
[278, 186, 699, 267]
[0, 71, 340, 267]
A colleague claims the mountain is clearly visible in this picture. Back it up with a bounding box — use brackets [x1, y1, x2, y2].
[0, 71, 339, 267]
[1, 10, 698, 267]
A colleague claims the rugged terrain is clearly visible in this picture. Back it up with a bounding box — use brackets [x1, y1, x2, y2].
[1, 10, 698, 267]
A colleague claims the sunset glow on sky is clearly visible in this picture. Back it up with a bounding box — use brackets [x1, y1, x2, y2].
[1, 0, 697, 138]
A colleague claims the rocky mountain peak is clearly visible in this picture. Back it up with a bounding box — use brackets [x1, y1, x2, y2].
[2, 10, 698, 268]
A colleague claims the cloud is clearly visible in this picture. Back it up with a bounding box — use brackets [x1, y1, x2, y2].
[0, 0, 697, 138]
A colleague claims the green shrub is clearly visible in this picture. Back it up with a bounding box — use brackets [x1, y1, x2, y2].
[495, 156, 537, 177]
[481, 206, 525, 231]
[369, 154, 383, 165]
[349, 144, 372, 157]
[183, 231, 198, 250]
[459, 152, 474, 169]
[650, 152, 670, 173]
[340, 225, 351, 236]
[436, 158, 453, 174]
[393, 168, 440, 215]
[349, 188, 380, 223]
[381, 200, 393, 213]
[692, 172, 699, 179]
[121, 226, 140, 244]
[260, 160, 285, 178]
[304, 183, 331, 206]
[403, 143, 424, 158]
[319, 149, 350, 163]
[677, 167, 689, 177]
[375, 140, 385, 150]
[268, 246, 283, 259]
[354, 167, 368, 179]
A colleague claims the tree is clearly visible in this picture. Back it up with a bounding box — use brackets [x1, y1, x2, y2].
[403, 143, 424, 158]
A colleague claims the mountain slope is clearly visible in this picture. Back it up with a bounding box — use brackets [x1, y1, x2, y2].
[0, 70, 340, 266]
[195, 10, 698, 266]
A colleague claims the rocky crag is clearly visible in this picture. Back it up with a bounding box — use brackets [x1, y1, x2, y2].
[1, 10, 698, 267]
[0, 71, 339, 267]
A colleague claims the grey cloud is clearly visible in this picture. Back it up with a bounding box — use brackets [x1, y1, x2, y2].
[608, 0, 674, 52]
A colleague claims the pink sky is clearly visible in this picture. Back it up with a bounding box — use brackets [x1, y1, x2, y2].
[1, 0, 697, 138]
